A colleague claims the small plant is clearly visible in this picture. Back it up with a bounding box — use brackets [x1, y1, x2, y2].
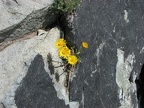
[55, 38, 88, 65]
[50, 0, 80, 14]
[54, 38, 88, 98]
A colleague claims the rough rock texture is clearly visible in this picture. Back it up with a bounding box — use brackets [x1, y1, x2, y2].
[68, 0, 144, 108]
[1, 0, 144, 108]
[15, 54, 69, 108]
[0, 28, 79, 108]
[0, 0, 58, 43]
[0, 28, 59, 107]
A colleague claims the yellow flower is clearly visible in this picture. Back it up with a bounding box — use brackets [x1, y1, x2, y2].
[68, 55, 78, 65]
[59, 47, 71, 59]
[82, 42, 88, 48]
[55, 38, 66, 49]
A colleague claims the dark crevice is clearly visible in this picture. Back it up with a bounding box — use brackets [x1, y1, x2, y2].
[47, 53, 55, 75]
[43, 11, 76, 47]
[1, 102, 6, 108]
[136, 64, 144, 108]
[55, 72, 60, 82]
[0, 7, 75, 46]
[44, 12, 80, 102]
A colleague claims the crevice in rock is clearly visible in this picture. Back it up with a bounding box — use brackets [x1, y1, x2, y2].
[0, 102, 6, 108]
[44, 12, 76, 46]
[136, 64, 144, 108]
[43, 11, 80, 107]
[0, 8, 60, 43]
[44, 12, 81, 105]
[47, 53, 55, 75]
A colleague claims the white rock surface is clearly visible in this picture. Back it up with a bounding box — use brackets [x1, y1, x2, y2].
[116, 49, 138, 108]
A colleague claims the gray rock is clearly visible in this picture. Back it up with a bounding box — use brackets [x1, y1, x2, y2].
[67, 0, 144, 108]
[0, 102, 5, 108]
[1, 0, 144, 107]
[0, 28, 79, 108]
[0, 28, 60, 107]
[15, 54, 69, 108]
[0, 0, 59, 43]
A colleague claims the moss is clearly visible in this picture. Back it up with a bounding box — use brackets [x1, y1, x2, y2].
[50, 0, 80, 14]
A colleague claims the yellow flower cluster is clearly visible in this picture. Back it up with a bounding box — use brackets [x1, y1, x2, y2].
[55, 38, 78, 65]
[55, 38, 89, 65]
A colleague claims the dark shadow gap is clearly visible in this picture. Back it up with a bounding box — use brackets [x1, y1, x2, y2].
[136, 64, 144, 108]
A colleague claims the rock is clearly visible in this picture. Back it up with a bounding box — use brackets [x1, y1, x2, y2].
[15, 54, 69, 108]
[0, 102, 5, 108]
[0, 28, 79, 108]
[0, 28, 59, 107]
[0, 0, 59, 43]
[1, 0, 144, 107]
[68, 0, 144, 108]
